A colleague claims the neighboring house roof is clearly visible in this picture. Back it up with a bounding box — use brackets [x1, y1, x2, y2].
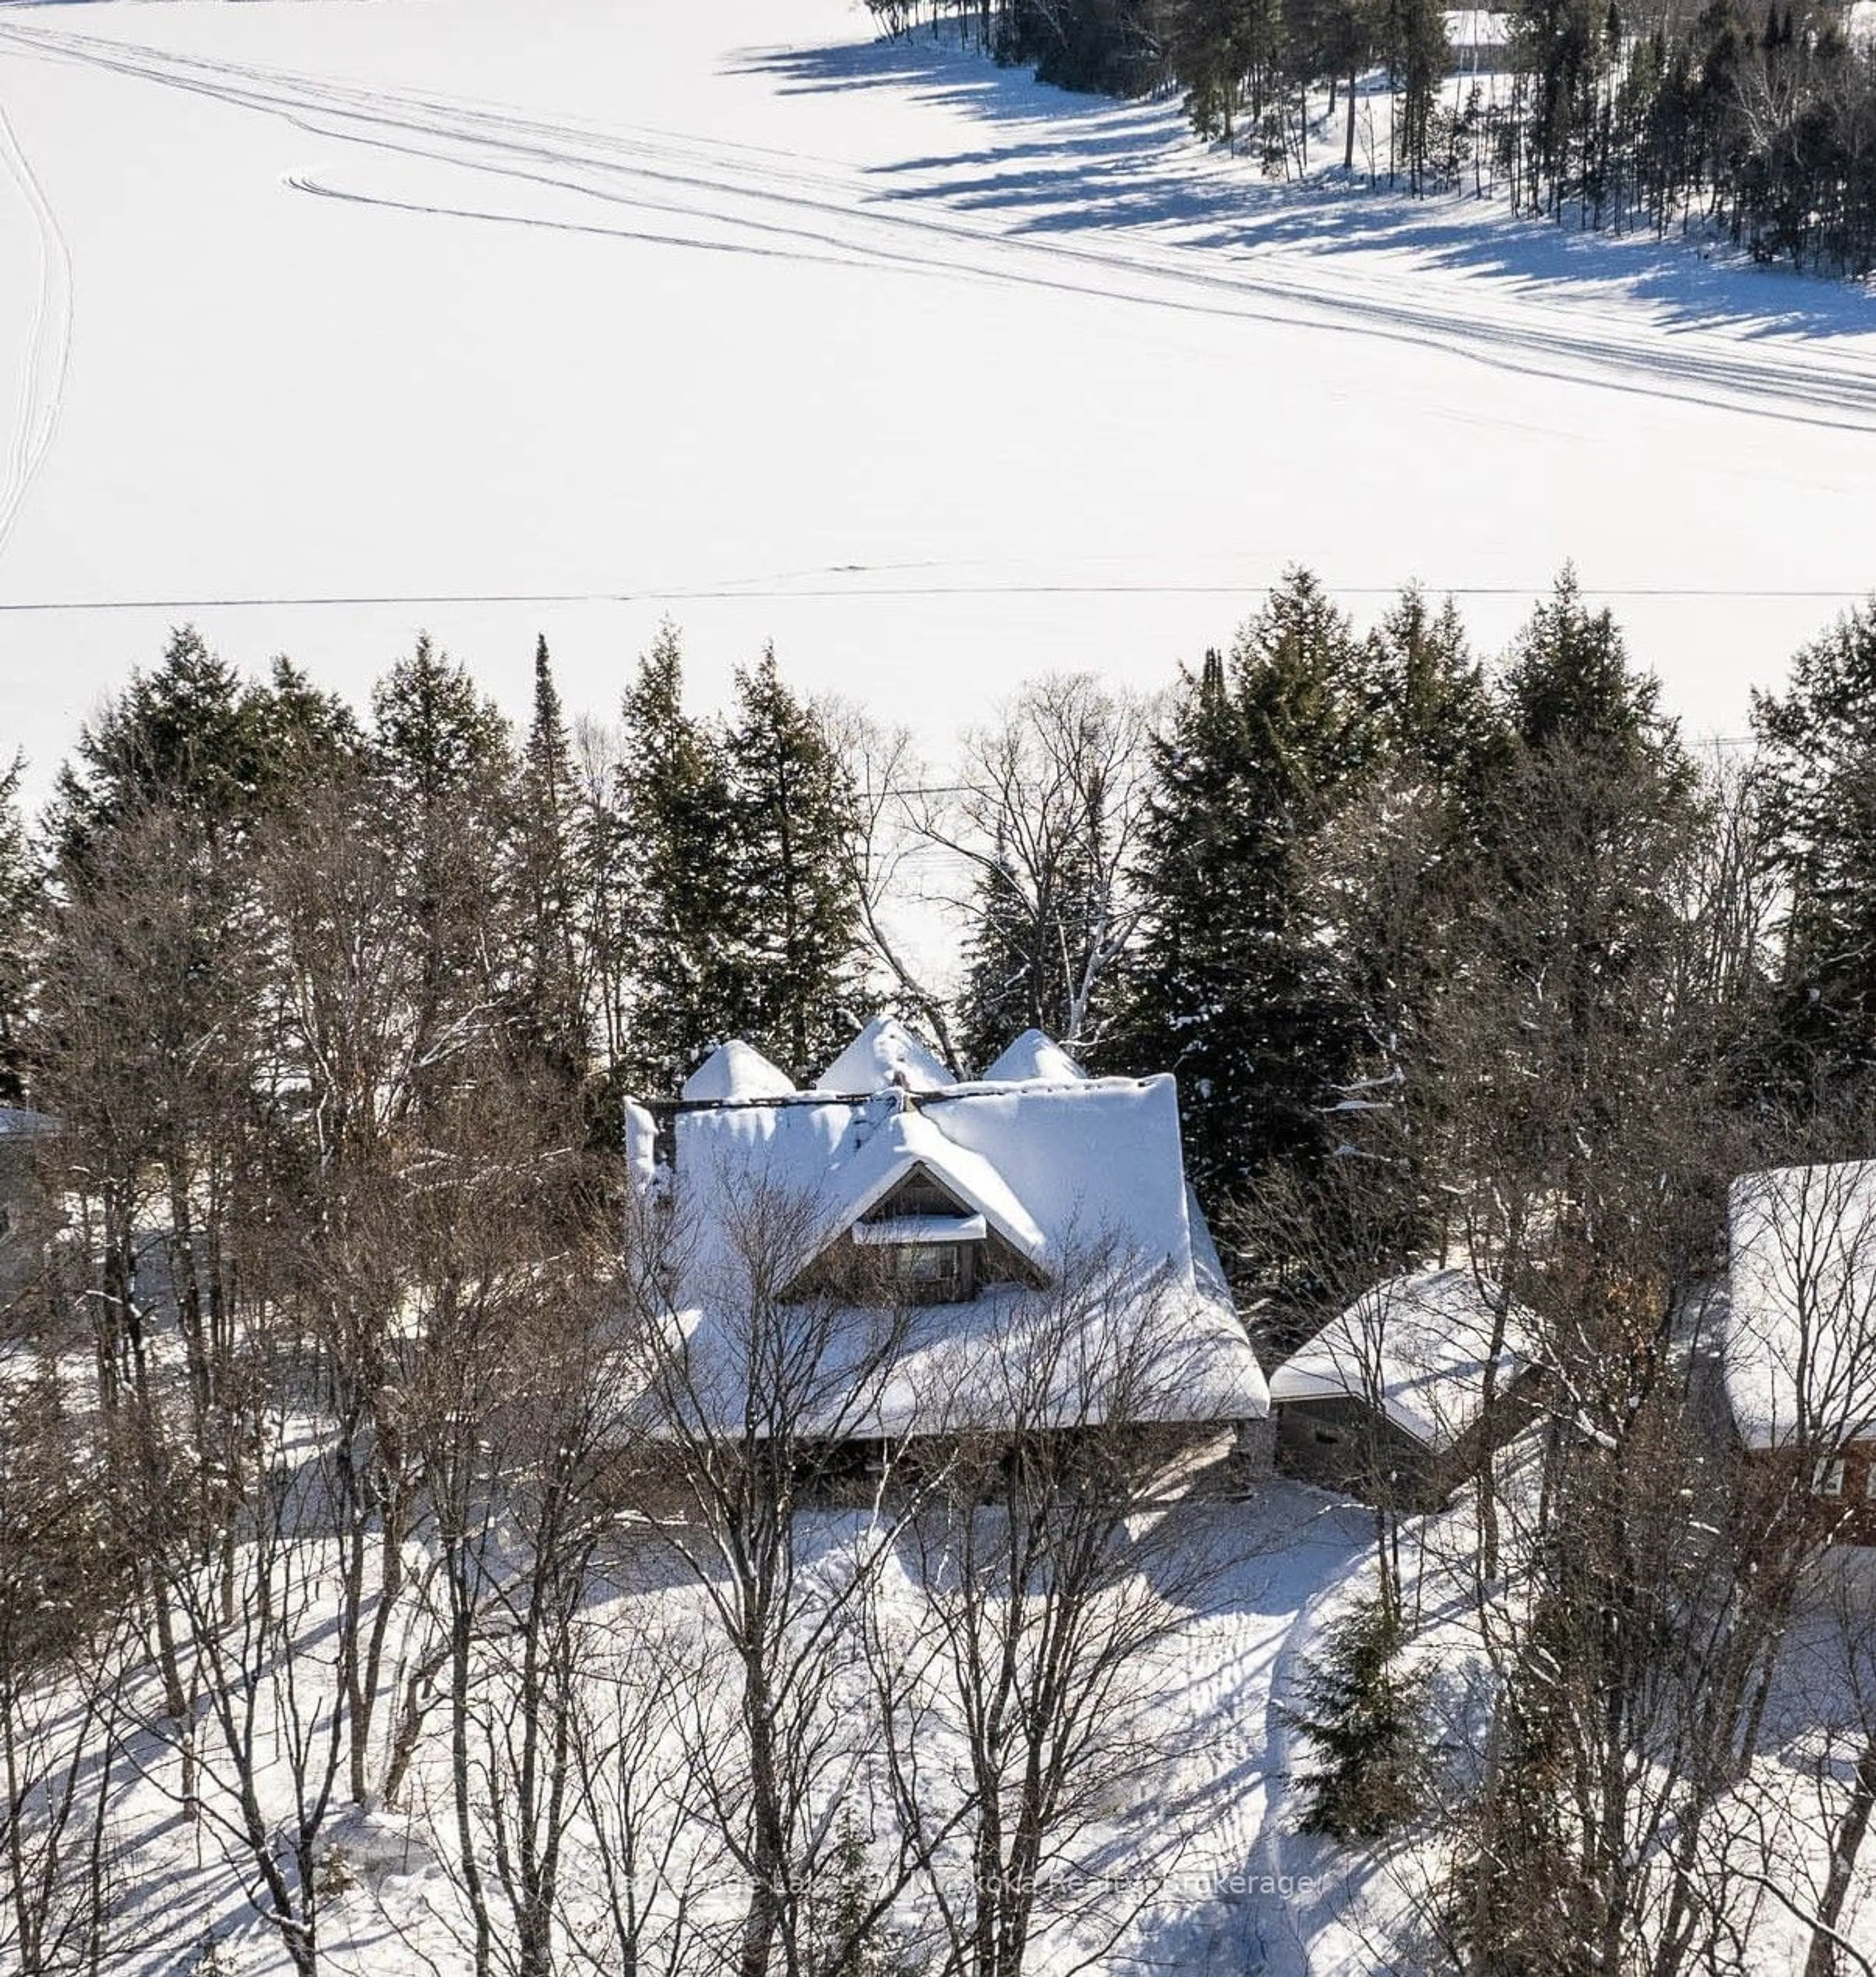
[642, 1022, 1270, 1435]
[0, 1108, 54, 1138]
[1727, 1162, 1876, 1452]
[1268, 1268, 1535, 1451]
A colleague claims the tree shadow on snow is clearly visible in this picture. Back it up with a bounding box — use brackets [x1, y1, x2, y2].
[732, 32, 1876, 343]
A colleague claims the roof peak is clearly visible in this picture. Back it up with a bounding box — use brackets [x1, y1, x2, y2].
[681, 1039, 797, 1104]
[980, 1029, 1088, 1085]
[813, 1017, 956, 1095]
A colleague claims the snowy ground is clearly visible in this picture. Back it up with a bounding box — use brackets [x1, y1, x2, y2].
[0, 0, 1873, 800]
[69, 1479, 1381, 1977]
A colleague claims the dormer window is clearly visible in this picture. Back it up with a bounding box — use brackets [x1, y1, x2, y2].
[774, 1148, 1049, 1308]
[853, 1171, 987, 1304]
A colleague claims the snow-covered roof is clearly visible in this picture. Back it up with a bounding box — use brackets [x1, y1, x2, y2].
[659, 1275, 1268, 1441]
[646, 1024, 1268, 1433]
[1726, 1163, 1876, 1452]
[980, 1029, 1088, 1084]
[0, 1108, 54, 1138]
[1268, 1269, 1535, 1450]
[682, 1039, 795, 1102]
[813, 1017, 955, 1094]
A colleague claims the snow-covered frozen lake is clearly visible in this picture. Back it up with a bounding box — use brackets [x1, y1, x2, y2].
[1, 0, 1873, 789]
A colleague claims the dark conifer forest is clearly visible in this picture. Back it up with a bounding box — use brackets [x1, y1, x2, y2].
[873, 0, 1876, 275]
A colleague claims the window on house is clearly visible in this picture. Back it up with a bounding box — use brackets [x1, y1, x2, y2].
[851, 1165, 989, 1303]
[880, 1241, 967, 1303]
[1815, 1457, 1846, 1497]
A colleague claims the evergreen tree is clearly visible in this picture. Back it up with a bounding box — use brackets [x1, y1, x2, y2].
[53, 629, 263, 868]
[616, 624, 741, 1096]
[1366, 585, 1508, 822]
[724, 646, 866, 1084]
[246, 657, 362, 798]
[510, 637, 590, 1092]
[1486, 573, 1693, 1075]
[0, 756, 40, 1105]
[1752, 597, 1876, 1090]
[1286, 1592, 1428, 1842]
[368, 636, 515, 1050]
[1120, 571, 1379, 1233]
[370, 635, 512, 828]
[1302, 589, 1514, 1270]
[1499, 566, 1673, 762]
[1423, 579, 1699, 1271]
[52, 631, 361, 874]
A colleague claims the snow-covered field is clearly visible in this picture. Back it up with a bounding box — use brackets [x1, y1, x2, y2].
[0, 0, 1874, 791]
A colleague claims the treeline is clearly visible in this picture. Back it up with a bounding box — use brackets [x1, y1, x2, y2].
[871, 0, 1876, 273]
[10, 574, 1876, 1270]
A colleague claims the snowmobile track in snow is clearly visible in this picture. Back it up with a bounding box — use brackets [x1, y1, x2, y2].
[0, 67, 72, 578]
[4, 17, 1876, 439]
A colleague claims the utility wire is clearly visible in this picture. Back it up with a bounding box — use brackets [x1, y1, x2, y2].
[0, 584, 1872, 614]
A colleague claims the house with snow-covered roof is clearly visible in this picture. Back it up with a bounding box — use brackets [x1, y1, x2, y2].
[1268, 1269, 1543, 1510]
[1726, 1161, 1876, 1542]
[623, 1020, 1270, 1446]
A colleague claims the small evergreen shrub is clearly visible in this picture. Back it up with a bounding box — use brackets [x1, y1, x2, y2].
[1286, 1593, 1429, 1841]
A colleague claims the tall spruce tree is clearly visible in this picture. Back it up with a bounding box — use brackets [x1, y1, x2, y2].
[53, 633, 359, 873]
[1431, 576, 1695, 1260]
[724, 646, 865, 1084]
[0, 756, 39, 1105]
[1753, 597, 1876, 1092]
[245, 657, 362, 797]
[510, 637, 589, 1092]
[368, 636, 515, 1059]
[1121, 571, 1380, 1236]
[1499, 567, 1671, 762]
[53, 630, 262, 869]
[1487, 571, 1694, 1087]
[1366, 585, 1508, 820]
[1301, 589, 1513, 1271]
[616, 624, 741, 1096]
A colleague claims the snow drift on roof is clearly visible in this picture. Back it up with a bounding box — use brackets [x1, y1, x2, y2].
[1727, 1162, 1876, 1451]
[1268, 1268, 1534, 1449]
[682, 1039, 796, 1103]
[814, 1017, 955, 1094]
[674, 1072, 1204, 1290]
[980, 1030, 1087, 1084]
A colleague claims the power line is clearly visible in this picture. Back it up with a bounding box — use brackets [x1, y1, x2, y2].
[0, 583, 1871, 614]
